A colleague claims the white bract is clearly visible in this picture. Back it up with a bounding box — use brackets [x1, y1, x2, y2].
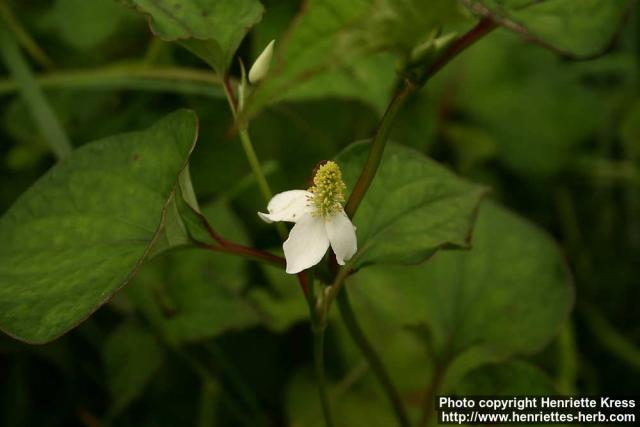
[258, 161, 357, 274]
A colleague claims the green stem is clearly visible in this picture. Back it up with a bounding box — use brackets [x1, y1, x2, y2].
[0, 1, 54, 69]
[0, 66, 224, 96]
[0, 64, 224, 98]
[556, 322, 578, 394]
[336, 288, 411, 427]
[582, 305, 640, 371]
[314, 329, 334, 427]
[344, 83, 414, 217]
[198, 380, 220, 427]
[239, 127, 275, 203]
[344, 18, 497, 218]
[0, 26, 72, 160]
[222, 76, 287, 240]
[418, 361, 447, 427]
[205, 342, 265, 425]
[306, 272, 334, 427]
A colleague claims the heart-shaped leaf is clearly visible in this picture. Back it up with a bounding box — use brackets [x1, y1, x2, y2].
[336, 142, 487, 268]
[349, 202, 573, 371]
[0, 109, 199, 343]
[462, 0, 634, 58]
[243, 0, 468, 118]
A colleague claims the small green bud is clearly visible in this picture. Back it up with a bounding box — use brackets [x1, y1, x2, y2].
[248, 39, 275, 84]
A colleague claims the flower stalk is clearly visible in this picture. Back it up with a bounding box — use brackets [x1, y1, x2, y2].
[337, 288, 411, 427]
[332, 18, 498, 427]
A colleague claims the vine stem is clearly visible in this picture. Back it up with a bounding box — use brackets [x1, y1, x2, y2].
[222, 75, 288, 241]
[193, 209, 286, 268]
[238, 127, 276, 204]
[314, 329, 335, 427]
[221, 74, 307, 295]
[308, 273, 334, 427]
[0, 0, 54, 69]
[418, 361, 447, 427]
[0, 26, 72, 160]
[330, 18, 498, 427]
[344, 18, 497, 218]
[337, 288, 411, 427]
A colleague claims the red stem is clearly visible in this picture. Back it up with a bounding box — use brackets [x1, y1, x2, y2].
[425, 18, 497, 79]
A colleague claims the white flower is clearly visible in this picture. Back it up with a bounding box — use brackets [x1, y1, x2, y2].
[258, 161, 357, 274]
[248, 40, 275, 84]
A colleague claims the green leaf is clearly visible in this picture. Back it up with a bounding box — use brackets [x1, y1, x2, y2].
[336, 142, 487, 268]
[0, 109, 199, 344]
[44, 0, 137, 51]
[286, 369, 397, 427]
[456, 360, 558, 395]
[104, 321, 165, 415]
[349, 202, 573, 370]
[125, 0, 264, 72]
[462, 0, 634, 58]
[439, 30, 632, 176]
[244, 0, 468, 117]
[128, 201, 263, 344]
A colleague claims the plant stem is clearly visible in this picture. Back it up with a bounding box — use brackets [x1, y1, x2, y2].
[344, 82, 414, 217]
[222, 75, 288, 240]
[556, 322, 578, 394]
[336, 288, 411, 427]
[198, 380, 219, 427]
[314, 328, 335, 427]
[306, 272, 334, 427]
[0, 66, 224, 97]
[344, 18, 497, 218]
[205, 342, 265, 425]
[0, 1, 54, 69]
[238, 128, 276, 203]
[0, 26, 72, 160]
[418, 361, 447, 427]
[582, 305, 640, 371]
[197, 239, 285, 269]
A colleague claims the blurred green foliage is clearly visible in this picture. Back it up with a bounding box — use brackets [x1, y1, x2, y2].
[0, 0, 638, 426]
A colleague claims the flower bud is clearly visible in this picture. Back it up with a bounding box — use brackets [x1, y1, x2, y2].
[248, 40, 275, 84]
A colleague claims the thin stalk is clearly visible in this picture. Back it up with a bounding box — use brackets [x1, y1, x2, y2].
[222, 75, 287, 240]
[329, 22, 497, 426]
[0, 66, 224, 96]
[556, 322, 578, 394]
[192, 199, 287, 269]
[205, 342, 265, 425]
[239, 128, 276, 204]
[197, 240, 285, 269]
[336, 288, 410, 427]
[344, 83, 413, 217]
[418, 361, 447, 427]
[314, 328, 334, 427]
[0, 27, 72, 160]
[306, 272, 334, 427]
[582, 305, 640, 371]
[0, 1, 54, 69]
[344, 18, 497, 218]
[198, 380, 219, 427]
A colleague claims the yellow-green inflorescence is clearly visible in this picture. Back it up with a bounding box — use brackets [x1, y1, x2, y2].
[308, 161, 347, 218]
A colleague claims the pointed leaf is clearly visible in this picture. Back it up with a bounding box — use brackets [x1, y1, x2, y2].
[462, 0, 635, 58]
[125, 0, 264, 72]
[336, 142, 486, 268]
[0, 110, 199, 343]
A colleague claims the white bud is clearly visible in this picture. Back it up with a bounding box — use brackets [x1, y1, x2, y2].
[248, 40, 275, 84]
